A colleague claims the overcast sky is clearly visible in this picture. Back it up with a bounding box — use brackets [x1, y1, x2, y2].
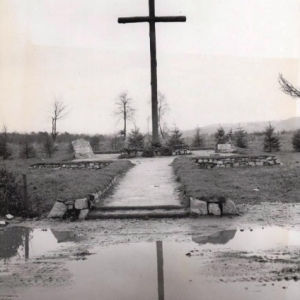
[0, 0, 300, 134]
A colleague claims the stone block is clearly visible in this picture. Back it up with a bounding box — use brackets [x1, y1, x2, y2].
[256, 161, 263, 166]
[75, 198, 89, 210]
[89, 193, 99, 201]
[208, 203, 221, 216]
[233, 163, 239, 167]
[0, 221, 7, 226]
[6, 214, 14, 220]
[249, 162, 255, 166]
[71, 139, 95, 159]
[78, 209, 89, 220]
[48, 201, 68, 218]
[190, 197, 208, 215]
[223, 199, 239, 215]
[64, 200, 75, 205]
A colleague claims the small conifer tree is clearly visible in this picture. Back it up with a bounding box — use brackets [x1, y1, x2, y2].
[214, 126, 226, 144]
[292, 129, 300, 152]
[0, 125, 12, 160]
[167, 126, 186, 150]
[19, 139, 36, 159]
[192, 126, 205, 148]
[128, 127, 144, 149]
[43, 133, 58, 158]
[234, 126, 248, 148]
[263, 123, 280, 152]
[90, 135, 101, 152]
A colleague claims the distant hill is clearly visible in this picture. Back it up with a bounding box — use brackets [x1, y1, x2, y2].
[183, 117, 300, 137]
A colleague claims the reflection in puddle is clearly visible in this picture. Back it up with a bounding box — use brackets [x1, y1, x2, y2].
[193, 229, 237, 245]
[0, 227, 81, 262]
[19, 228, 300, 300]
[192, 227, 300, 251]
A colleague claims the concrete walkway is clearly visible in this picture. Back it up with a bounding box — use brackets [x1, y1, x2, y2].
[103, 157, 181, 207]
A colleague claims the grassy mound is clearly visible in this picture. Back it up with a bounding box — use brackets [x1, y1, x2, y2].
[1, 158, 133, 216]
[173, 153, 300, 205]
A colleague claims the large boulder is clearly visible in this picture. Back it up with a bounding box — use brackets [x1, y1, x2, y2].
[71, 139, 95, 159]
[48, 201, 68, 218]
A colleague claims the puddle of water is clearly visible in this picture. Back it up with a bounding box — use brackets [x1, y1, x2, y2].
[0, 226, 81, 263]
[15, 228, 300, 300]
[192, 227, 300, 251]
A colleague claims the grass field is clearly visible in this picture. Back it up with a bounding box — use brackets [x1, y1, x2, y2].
[1, 132, 299, 216]
[1, 146, 133, 216]
[173, 133, 300, 205]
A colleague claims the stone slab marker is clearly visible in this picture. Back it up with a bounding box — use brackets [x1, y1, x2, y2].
[72, 139, 95, 159]
[217, 143, 236, 153]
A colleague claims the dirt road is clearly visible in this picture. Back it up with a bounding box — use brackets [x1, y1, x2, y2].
[1, 202, 300, 299]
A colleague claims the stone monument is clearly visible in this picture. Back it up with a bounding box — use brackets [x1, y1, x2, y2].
[71, 139, 95, 159]
[217, 143, 237, 153]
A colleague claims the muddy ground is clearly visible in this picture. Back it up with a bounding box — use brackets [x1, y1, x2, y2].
[1, 201, 300, 297]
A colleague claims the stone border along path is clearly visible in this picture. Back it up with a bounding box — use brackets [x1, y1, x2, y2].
[30, 161, 112, 170]
[47, 173, 120, 220]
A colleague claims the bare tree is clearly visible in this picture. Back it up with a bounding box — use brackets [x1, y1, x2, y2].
[114, 92, 135, 140]
[278, 74, 300, 98]
[157, 91, 169, 139]
[51, 97, 69, 142]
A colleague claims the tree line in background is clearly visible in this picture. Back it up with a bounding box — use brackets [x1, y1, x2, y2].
[2, 121, 300, 161]
[1, 79, 300, 160]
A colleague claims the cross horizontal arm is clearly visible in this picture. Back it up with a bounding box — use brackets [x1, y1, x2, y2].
[118, 17, 150, 23]
[154, 16, 186, 22]
[118, 16, 186, 24]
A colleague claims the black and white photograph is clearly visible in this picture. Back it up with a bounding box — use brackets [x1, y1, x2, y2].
[0, 0, 300, 299]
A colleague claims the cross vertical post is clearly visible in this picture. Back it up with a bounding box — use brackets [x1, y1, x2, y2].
[118, 0, 186, 145]
[149, 0, 159, 144]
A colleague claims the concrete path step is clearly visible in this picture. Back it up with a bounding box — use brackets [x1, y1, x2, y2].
[93, 205, 186, 211]
[87, 209, 189, 219]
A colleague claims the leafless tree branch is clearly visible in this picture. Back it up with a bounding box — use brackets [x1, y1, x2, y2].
[51, 97, 70, 142]
[157, 91, 169, 139]
[278, 74, 300, 98]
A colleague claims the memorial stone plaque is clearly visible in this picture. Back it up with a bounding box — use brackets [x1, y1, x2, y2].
[71, 139, 95, 159]
[217, 143, 236, 153]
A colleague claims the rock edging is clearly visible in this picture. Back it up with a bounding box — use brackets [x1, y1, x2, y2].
[47, 174, 119, 220]
[194, 155, 281, 169]
[29, 161, 112, 170]
[190, 197, 239, 216]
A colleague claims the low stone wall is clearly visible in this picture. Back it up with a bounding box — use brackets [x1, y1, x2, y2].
[194, 155, 281, 169]
[47, 174, 119, 220]
[29, 161, 112, 170]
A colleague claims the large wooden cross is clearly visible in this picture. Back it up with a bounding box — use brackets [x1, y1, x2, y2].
[118, 0, 186, 144]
